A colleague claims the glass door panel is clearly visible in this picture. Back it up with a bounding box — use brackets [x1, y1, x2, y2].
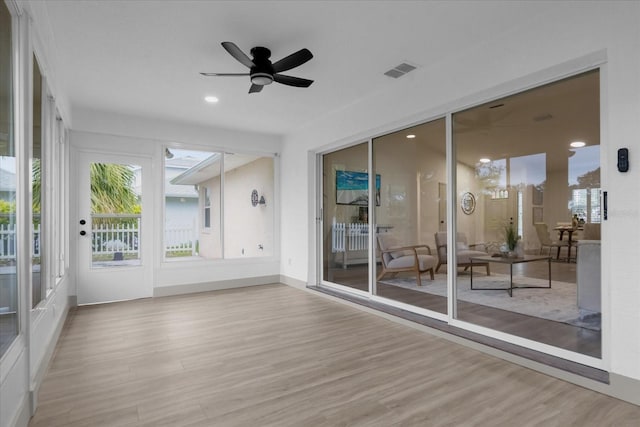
[453, 70, 601, 358]
[322, 143, 369, 291]
[90, 162, 142, 268]
[372, 119, 447, 313]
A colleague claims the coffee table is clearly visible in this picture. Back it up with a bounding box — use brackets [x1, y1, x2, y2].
[469, 255, 551, 297]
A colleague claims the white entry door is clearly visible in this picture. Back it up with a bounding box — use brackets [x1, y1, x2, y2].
[76, 151, 154, 305]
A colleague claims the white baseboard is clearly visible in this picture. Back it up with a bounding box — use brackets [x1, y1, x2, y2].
[153, 275, 281, 297]
[10, 395, 30, 427]
[278, 275, 307, 290]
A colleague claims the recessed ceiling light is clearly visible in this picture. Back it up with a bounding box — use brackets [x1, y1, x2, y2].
[406, 134, 416, 139]
[570, 141, 586, 148]
[204, 96, 219, 103]
[479, 158, 491, 163]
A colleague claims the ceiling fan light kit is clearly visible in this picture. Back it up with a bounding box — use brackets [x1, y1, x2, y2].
[250, 73, 273, 86]
[201, 41, 313, 94]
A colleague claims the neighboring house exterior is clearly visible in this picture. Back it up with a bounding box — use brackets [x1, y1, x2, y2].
[0, 165, 15, 202]
[133, 156, 200, 248]
[171, 154, 274, 259]
[162, 156, 200, 229]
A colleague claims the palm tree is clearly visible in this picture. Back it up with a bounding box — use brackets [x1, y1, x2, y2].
[89, 163, 139, 214]
[32, 161, 140, 217]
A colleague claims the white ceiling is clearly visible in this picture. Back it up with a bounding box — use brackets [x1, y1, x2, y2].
[39, 1, 548, 136]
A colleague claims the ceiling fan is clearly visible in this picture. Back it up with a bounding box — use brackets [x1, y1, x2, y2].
[201, 42, 314, 93]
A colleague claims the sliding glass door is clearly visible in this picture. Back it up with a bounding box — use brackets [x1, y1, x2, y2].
[453, 70, 601, 358]
[321, 143, 370, 292]
[372, 119, 448, 314]
[319, 69, 601, 360]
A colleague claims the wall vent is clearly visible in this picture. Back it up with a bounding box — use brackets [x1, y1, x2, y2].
[384, 62, 417, 78]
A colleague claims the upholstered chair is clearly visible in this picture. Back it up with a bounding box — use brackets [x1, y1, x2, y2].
[434, 231, 490, 275]
[376, 234, 437, 286]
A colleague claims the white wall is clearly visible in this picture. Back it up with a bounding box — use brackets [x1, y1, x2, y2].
[223, 157, 275, 258]
[281, 3, 640, 380]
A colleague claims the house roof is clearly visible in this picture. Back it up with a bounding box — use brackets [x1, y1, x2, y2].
[171, 153, 259, 185]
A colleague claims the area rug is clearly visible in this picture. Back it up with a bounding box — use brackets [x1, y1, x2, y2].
[379, 273, 601, 331]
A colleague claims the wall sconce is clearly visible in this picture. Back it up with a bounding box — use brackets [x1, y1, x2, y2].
[251, 189, 266, 207]
[165, 148, 174, 159]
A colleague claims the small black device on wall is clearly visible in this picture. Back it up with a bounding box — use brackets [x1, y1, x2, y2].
[617, 148, 629, 172]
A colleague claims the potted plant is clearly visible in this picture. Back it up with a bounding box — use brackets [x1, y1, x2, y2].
[503, 223, 521, 257]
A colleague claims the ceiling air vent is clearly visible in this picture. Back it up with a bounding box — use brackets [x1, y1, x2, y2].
[384, 62, 417, 78]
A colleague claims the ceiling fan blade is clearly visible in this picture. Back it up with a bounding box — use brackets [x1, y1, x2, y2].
[200, 73, 249, 77]
[221, 41, 254, 68]
[249, 84, 264, 94]
[272, 48, 313, 73]
[273, 74, 313, 88]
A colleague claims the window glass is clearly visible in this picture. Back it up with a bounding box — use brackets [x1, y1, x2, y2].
[0, 1, 17, 357]
[204, 186, 211, 229]
[164, 148, 274, 260]
[164, 148, 219, 260]
[32, 56, 44, 307]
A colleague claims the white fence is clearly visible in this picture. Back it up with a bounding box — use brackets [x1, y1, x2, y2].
[331, 221, 369, 253]
[0, 224, 40, 260]
[0, 221, 197, 260]
[165, 222, 197, 256]
[92, 221, 141, 257]
[331, 221, 370, 268]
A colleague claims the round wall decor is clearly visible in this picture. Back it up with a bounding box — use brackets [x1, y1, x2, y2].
[461, 192, 476, 215]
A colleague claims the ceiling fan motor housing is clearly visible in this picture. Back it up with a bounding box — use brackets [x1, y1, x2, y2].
[250, 47, 274, 85]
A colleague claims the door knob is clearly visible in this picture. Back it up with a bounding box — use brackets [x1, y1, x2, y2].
[80, 230, 86, 236]
[80, 219, 86, 225]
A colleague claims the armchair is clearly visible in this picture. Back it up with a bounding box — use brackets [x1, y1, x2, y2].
[376, 234, 437, 286]
[434, 231, 490, 275]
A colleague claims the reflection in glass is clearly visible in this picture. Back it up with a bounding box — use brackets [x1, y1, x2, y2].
[322, 143, 369, 291]
[453, 70, 601, 358]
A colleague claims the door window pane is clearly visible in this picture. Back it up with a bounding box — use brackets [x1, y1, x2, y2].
[90, 162, 141, 267]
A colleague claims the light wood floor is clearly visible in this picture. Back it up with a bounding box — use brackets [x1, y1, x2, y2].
[325, 260, 601, 358]
[30, 284, 638, 427]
